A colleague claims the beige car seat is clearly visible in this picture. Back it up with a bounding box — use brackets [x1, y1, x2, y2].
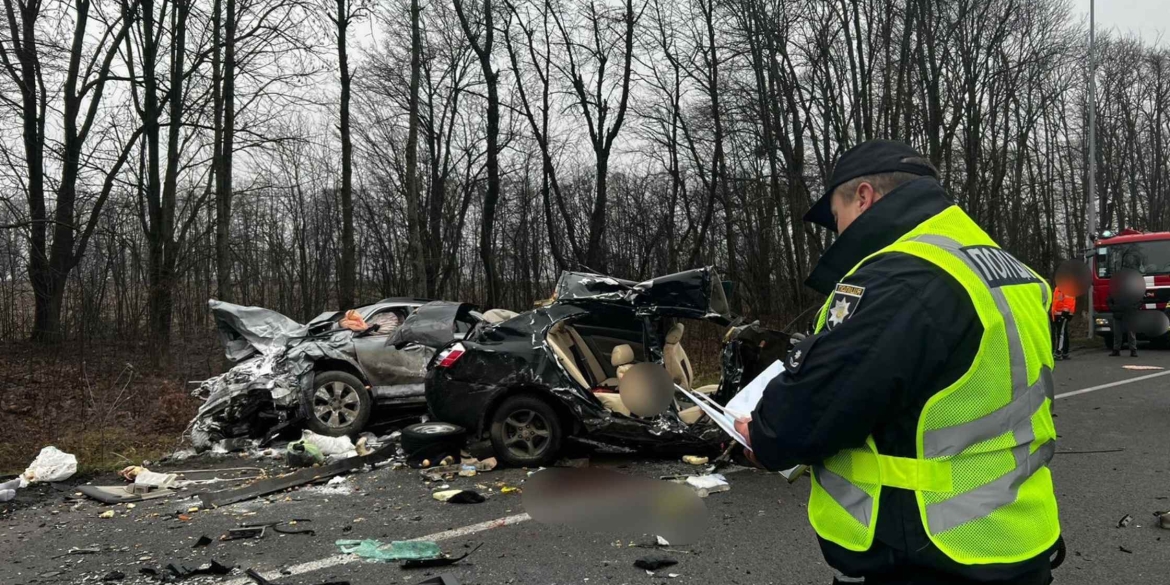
[546, 321, 590, 389]
[663, 323, 692, 390]
[611, 344, 636, 379]
[663, 323, 719, 396]
[593, 344, 635, 416]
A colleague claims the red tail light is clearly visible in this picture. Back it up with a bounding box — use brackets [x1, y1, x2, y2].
[436, 343, 466, 368]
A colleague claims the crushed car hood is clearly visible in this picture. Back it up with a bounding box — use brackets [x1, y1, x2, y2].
[553, 267, 732, 324]
[210, 300, 309, 362]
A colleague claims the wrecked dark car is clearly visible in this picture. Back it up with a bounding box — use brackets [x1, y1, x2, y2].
[190, 299, 486, 450]
[425, 268, 792, 467]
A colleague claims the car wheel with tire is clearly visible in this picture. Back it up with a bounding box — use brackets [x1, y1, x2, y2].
[1101, 333, 1114, 351]
[489, 394, 563, 467]
[401, 421, 467, 460]
[303, 371, 372, 437]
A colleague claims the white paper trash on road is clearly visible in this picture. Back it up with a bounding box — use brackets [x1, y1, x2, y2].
[22, 446, 78, 483]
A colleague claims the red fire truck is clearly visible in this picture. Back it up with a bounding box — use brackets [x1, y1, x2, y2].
[1090, 228, 1170, 348]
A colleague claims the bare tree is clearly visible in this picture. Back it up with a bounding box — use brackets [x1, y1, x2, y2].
[550, 0, 640, 271]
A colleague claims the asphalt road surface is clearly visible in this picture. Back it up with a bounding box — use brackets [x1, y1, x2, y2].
[3, 344, 1169, 585]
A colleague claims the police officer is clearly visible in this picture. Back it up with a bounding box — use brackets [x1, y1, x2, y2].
[735, 141, 1060, 585]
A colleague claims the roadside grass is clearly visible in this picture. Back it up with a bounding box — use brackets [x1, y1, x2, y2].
[0, 429, 180, 476]
[0, 337, 220, 476]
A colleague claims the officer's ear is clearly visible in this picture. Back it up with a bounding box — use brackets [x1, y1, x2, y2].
[855, 181, 879, 213]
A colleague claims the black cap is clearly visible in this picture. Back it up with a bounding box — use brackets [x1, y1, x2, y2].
[804, 140, 938, 231]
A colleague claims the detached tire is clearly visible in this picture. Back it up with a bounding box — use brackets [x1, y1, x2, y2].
[489, 394, 563, 467]
[402, 422, 466, 463]
[302, 371, 372, 437]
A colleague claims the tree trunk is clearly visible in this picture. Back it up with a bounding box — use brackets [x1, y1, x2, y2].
[337, 0, 356, 309]
[215, 0, 237, 301]
[454, 0, 501, 307]
[405, 0, 426, 297]
[585, 152, 609, 271]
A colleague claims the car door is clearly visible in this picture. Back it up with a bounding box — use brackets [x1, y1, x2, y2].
[352, 307, 416, 387]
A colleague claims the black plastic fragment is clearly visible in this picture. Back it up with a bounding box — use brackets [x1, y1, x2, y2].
[633, 555, 678, 571]
[401, 543, 483, 569]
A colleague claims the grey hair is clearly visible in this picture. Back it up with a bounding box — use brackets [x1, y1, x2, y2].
[833, 156, 938, 200]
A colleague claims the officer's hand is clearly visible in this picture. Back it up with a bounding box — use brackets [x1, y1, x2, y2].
[734, 417, 762, 468]
[734, 416, 752, 448]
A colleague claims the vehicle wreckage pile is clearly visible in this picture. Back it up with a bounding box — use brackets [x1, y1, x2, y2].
[3, 269, 798, 583]
[188, 267, 794, 468]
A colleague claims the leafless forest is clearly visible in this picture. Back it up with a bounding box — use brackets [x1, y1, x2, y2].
[1, 0, 1167, 349]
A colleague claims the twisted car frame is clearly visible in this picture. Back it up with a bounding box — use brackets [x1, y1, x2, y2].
[190, 299, 484, 449]
[425, 268, 793, 467]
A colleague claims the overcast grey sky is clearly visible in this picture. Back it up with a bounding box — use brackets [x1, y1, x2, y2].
[1078, 0, 1170, 43]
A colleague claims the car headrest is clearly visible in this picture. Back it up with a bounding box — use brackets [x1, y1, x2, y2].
[665, 323, 685, 345]
[483, 308, 519, 324]
[611, 344, 635, 367]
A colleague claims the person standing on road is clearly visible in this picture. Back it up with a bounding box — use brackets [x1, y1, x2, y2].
[1051, 285, 1075, 360]
[734, 141, 1061, 585]
[1107, 274, 1141, 358]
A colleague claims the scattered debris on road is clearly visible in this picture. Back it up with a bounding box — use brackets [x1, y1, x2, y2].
[682, 455, 708, 465]
[634, 555, 678, 570]
[1117, 514, 1134, 528]
[162, 558, 234, 579]
[223, 525, 267, 540]
[197, 445, 393, 508]
[432, 489, 485, 504]
[336, 539, 443, 561]
[683, 473, 729, 497]
[401, 543, 484, 569]
[23, 446, 78, 483]
[415, 575, 460, 585]
[1155, 511, 1170, 529]
[78, 484, 176, 504]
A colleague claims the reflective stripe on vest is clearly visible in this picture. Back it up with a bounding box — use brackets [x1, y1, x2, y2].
[807, 207, 1059, 565]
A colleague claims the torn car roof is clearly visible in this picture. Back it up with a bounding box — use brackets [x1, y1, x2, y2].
[553, 267, 732, 323]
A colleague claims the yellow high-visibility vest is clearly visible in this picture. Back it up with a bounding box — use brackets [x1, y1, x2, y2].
[808, 205, 1060, 565]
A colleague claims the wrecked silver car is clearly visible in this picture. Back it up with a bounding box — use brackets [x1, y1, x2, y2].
[190, 299, 484, 450]
[425, 268, 794, 467]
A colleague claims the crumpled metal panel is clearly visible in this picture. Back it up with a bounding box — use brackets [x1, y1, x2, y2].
[552, 267, 732, 324]
[387, 301, 474, 348]
[209, 300, 308, 362]
[364, 344, 434, 385]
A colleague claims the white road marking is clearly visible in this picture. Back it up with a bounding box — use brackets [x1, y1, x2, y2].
[1054, 370, 1170, 400]
[223, 512, 531, 584]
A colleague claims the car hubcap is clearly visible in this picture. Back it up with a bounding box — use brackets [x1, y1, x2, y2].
[503, 409, 550, 458]
[314, 381, 360, 428]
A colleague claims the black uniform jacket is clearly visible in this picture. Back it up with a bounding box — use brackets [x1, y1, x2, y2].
[749, 177, 1055, 583]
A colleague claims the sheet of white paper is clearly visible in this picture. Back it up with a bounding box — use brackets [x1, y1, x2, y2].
[677, 385, 747, 446]
[724, 359, 784, 418]
[679, 359, 807, 482]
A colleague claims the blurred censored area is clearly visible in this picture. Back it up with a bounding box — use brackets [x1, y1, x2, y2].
[522, 468, 708, 544]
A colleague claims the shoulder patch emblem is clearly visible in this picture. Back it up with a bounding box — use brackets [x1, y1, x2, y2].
[784, 334, 819, 375]
[826, 283, 865, 330]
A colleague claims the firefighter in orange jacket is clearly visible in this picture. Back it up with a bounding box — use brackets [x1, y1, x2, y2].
[1051, 286, 1076, 360]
